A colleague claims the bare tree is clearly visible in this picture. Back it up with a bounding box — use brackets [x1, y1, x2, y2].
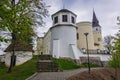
[104, 35, 113, 54]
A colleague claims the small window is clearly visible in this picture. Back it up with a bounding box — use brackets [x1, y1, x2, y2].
[77, 33, 79, 40]
[71, 16, 75, 23]
[96, 28, 98, 31]
[54, 16, 58, 24]
[62, 15, 67, 22]
[98, 38, 101, 41]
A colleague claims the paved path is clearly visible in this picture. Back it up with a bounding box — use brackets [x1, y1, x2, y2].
[27, 68, 88, 80]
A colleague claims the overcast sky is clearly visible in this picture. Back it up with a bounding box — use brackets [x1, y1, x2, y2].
[37, 0, 120, 37]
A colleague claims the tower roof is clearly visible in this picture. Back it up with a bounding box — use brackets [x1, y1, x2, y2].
[52, 9, 77, 17]
[92, 10, 100, 27]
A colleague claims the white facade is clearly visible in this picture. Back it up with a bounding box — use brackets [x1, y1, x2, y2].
[41, 9, 111, 62]
[5, 51, 32, 67]
[42, 9, 82, 59]
[51, 9, 78, 59]
[51, 26, 77, 59]
[0, 55, 5, 62]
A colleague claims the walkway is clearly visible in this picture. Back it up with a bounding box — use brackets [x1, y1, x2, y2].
[27, 68, 88, 80]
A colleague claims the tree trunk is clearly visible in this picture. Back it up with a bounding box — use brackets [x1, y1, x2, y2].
[7, 32, 16, 73]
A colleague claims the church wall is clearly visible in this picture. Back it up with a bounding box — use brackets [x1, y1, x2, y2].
[0, 55, 5, 62]
[43, 30, 51, 54]
[36, 37, 44, 55]
[51, 26, 77, 59]
[93, 32, 103, 50]
[77, 22, 95, 50]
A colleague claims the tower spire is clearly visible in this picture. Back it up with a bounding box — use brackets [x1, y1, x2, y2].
[92, 10, 100, 27]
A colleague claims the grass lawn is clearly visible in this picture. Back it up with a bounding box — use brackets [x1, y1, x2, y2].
[52, 58, 80, 71]
[0, 55, 38, 80]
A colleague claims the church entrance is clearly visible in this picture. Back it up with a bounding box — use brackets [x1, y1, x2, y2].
[53, 39, 60, 58]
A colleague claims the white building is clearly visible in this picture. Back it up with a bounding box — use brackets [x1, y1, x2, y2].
[43, 9, 81, 59]
[4, 43, 33, 67]
[38, 9, 111, 64]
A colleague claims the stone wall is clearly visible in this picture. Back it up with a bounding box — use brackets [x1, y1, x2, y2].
[55, 56, 109, 67]
[79, 57, 102, 66]
[37, 55, 58, 72]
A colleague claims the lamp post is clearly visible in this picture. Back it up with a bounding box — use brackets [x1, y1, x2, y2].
[84, 32, 90, 74]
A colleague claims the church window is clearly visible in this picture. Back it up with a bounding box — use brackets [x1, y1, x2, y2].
[77, 33, 79, 40]
[54, 16, 58, 24]
[62, 15, 68, 22]
[71, 16, 75, 23]
[96, 28, 98, 31]
[98, 38, 101, 41]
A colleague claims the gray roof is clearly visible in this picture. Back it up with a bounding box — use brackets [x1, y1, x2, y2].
[4, 43, 33, 52]
[52, 9, 77, 17]
[92, 10, 101, 27]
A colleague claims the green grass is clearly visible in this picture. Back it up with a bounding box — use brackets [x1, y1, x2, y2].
[80, 63, 100, 68]
[52, 58, 80, 71]
[0, 55, 38, 80]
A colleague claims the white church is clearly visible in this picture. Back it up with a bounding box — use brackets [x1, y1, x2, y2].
[37, 9, 111, 64]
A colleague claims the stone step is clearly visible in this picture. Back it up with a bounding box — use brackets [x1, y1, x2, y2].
[38, 55, 52, 60]
[36, 61, 58, 72]
[38, 60, 52, 62]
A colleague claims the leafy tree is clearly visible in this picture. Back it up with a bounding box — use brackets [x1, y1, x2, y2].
[109, 21, 120, 68]
[109, 19, 120, 80]
[0, 0, 48, 73]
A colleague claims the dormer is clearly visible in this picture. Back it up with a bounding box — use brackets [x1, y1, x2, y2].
[52, 9, 77, 27]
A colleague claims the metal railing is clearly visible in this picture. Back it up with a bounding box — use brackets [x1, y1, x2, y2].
[82, 49, 110, 54]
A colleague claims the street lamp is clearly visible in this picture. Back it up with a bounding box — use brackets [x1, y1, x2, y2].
[84, 32, 90, 74]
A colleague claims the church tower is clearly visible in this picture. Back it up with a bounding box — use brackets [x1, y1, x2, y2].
[92, 10, 103, 50]
[50, 9, 79, 59]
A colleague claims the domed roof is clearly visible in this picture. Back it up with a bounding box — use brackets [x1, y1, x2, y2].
[52, 9, 77, 17]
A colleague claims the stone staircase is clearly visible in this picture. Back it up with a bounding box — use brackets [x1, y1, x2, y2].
[36, 55, 58, 72]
